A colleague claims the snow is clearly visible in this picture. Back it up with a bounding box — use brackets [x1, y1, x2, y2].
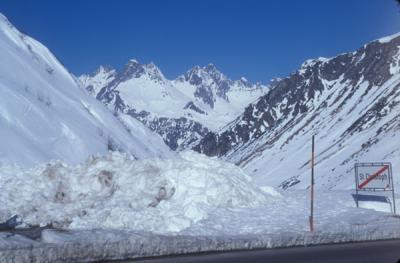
[390, 46, 400, 75]
[377, 32, 400, 44]
[181, 189, 400, 236]
[230, 65, 400, 191]
[82, 61, 267, 132]
[1, 151, 399, 236]
[79, 65, 116, 96]
[187, 72, 265, 130]
[0, 151, 268, 233]
[0, 13, 173, 167]
[17, 222, 400, 262]
[1, 152, 400, 261]
[1, 188, 400, 262]
[260, 185, 282, 197]
[299, 57, 330, 74]
[115, 72, 190, 117]
[173, 68, 267, 131]
[2, 148, 398, 238]
[1, 11, 400, 262]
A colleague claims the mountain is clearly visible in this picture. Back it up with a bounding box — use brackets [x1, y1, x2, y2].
[194, 33, 400, 190]
[79, 61, 268, 150]
[0, 13, 173, 167]
[173, 64, 269, 130]
[79, 65, 116, 96]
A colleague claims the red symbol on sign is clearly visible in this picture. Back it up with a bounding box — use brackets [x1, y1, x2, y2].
[358, 165, 389, 189]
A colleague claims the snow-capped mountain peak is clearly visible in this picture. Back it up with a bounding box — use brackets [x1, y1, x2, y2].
[298, 57, 330, 75]
[203, 63, 223, 76]
[236, 77, 252, 88]
[120, 59, 146, 79]
[181, 64, 227, 86]
[174, 63, 265, 108]
[143, 61, 166, 82]
[79, 65, 116, 95]
[96, 65, 115, 75]
[80, 60, 267, 150]
[117, 59, 166, 84]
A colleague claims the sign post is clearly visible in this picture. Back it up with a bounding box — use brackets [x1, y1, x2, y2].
[354, 162, 396, 214]
[309, 135, 315, 232]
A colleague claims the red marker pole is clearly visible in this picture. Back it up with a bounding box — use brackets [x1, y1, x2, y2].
[309, 135, 315, 232]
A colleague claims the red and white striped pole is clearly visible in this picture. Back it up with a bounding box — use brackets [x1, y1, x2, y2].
[309, 135, 315, 232]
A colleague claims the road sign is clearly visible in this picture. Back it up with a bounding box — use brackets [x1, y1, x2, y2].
[354, 162, 396, 214]
[356, 164, 391, 190]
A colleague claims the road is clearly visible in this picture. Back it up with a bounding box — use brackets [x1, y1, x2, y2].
[109, 239, 400, 263]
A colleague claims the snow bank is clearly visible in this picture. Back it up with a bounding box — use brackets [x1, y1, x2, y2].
[0, 151, 268, 233]
[2, 225, 400, 263]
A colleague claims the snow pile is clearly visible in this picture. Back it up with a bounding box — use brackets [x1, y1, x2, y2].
[0, 151, 269, 233]
[2, 159, 400, 262]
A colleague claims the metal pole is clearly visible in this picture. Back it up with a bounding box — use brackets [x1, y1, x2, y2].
[309, 135, 315, 232]
[390, 163, 396, 214]
[355, 164, 359, 208]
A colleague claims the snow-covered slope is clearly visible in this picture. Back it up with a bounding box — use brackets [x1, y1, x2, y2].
[79, 61, 268, 150]
[194, 33, 400, 190]
[0, 14, 173, 167]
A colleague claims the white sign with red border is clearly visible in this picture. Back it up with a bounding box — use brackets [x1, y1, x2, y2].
[354, 162, 396, 214]
[356, 164, 391, 190]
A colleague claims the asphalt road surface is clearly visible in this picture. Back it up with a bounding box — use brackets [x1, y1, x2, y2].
[110, 239, 400, 263]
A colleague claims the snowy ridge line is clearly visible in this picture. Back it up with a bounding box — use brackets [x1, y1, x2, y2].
[1, 225, 400, 263]
[0, 12, 174, 167]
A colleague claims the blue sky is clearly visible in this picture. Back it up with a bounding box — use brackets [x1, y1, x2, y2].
[1, 0, 400, 82]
